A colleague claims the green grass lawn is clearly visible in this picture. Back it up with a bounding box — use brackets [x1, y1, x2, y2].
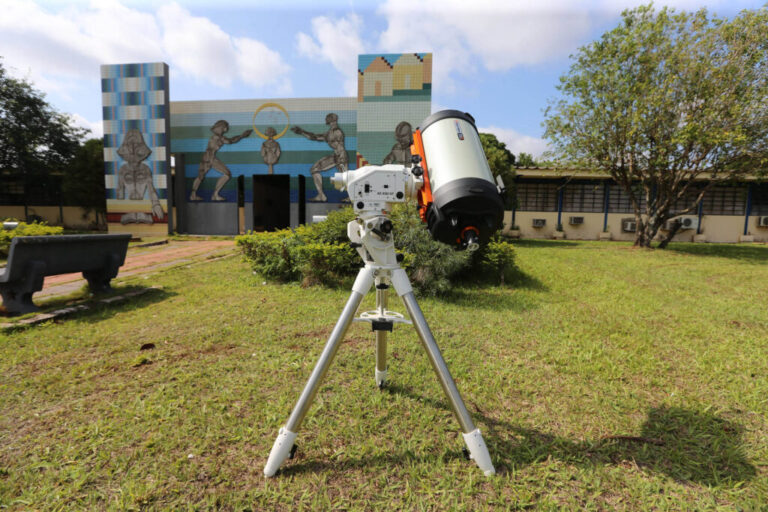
[1, 240, 767, 510]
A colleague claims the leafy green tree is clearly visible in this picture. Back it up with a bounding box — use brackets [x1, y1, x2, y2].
[479, 132, 516, 209]
[516, 152, 537, 168]
[62, 138, 107, 227]
[0, 60, 86, 176]
[544, 5, 768, 248]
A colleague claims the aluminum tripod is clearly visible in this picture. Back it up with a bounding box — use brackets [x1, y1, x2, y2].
[263, 217, 495, 477]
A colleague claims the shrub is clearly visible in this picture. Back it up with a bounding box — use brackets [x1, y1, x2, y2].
[0, 221, 64, 257]
[389, 202, 471, 296]
[236, 203, 515, 295]
[291, 241, 358, 287]
[473, 239, 517, 285]
[235, 229, 300, 282]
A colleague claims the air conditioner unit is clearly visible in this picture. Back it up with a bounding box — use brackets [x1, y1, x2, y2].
[621, 218, 636, 233]
[532, 218, 546, 228]
[569, 216, 584, 225]
[758, 216, 768, 228]
[666, 216, 698, 231]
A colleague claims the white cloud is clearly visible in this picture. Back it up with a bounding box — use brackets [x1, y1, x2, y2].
[478, 125, 549, 158]
[377, 0, 594, 94]
[70, 113, 104, 139]
[0, 1, 291, 95]
[296, 14, 365, 96]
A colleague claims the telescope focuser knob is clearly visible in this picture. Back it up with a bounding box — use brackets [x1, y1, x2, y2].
[380, 219, 393, 234]
[411, 154, 422, 165]
[412, 165, 423, 177]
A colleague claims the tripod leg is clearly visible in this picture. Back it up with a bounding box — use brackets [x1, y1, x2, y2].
[391, 269, 496, 476]
[264, 267, 374, 477]
[375, 283, 388, 388]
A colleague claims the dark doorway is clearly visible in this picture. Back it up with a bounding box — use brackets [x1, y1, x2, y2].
[253, 175, 290, 231]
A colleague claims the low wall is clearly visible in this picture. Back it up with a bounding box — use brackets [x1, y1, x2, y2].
[506, 211, 768, 243]
[0, 205, 104, 230]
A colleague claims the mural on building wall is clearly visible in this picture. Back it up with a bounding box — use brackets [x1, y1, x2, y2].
[382, 121, 413, 166]
[357, 53, 432, 167]
[252, 102, 289, 175]
[100, 62, 171, 233]
[189, 120, 252, 201]
[116, 129, 163, 224]
[169, 98, 358, 203]
[260, 127, 282, 175]
[291, 113, 348, 202]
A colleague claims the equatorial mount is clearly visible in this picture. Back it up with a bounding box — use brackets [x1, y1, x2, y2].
[263, 165, 495, 478]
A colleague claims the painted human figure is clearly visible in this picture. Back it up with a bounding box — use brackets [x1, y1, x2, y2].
[116, 129, 163, 224]
[291, 113, 348, 202]
[261, 126, 281, 175]
[190, 120, 252, 201]
[383, 121, 413, 166]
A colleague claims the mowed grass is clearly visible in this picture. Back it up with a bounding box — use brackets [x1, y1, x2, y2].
[1, 240, 767, 510]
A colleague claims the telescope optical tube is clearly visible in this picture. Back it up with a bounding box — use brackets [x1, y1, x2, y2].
[413, 110, 505, 250]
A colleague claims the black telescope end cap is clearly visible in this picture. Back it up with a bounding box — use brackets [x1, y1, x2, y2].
[426, 177, 505, 249]
[418, 109, 478, 132]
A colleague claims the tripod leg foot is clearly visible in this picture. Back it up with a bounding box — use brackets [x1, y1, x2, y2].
[264, 427, 298, 477]
[375, 368, 388, 389]
[462, 428, 495, 476]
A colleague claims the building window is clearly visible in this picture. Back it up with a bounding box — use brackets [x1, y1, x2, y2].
[516, 182, 558, 212]
[607, 184, 646, 213]
[671, 183, 706, 215]
[750, 184, 768, 216]
[562, 182, 604, 212]
[701, 186, 746, 216]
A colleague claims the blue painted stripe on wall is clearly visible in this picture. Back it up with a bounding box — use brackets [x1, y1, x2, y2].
[171, 136, 358, 153]
[101, 63, 166, 79]
[183, 163, 356, 178]
[169, 110, 356, 127]
[103, 105, 167, 120]
[101, 76, 166, 93]
[104, 132, 167, 150]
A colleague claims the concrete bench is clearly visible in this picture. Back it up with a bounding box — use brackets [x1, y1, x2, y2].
[0, 234, 131, 315]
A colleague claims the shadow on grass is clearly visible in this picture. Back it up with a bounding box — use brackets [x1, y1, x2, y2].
[511, 239, 581, 248]
[667, 242, 768, 264]
[386, 385, 755, 487]
[3, 286, 174, 327]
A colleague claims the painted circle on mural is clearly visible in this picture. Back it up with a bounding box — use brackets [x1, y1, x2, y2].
[252, 103, 290, 140]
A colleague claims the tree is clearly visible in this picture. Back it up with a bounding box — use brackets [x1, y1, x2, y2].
[516, 152, 537, 167]
[62, 138, 106, 227]
[0, 59, 85, 175]
[479, 132, 516, 208]
[544, 5, 768, 248]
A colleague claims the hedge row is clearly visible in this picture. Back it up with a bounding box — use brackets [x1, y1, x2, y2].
[0, 221, 64, 257]
[236, 204, 517, 295]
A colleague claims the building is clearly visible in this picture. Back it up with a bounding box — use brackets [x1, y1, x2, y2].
[98, 53, 432, 236]
[507, 169, 768, 243]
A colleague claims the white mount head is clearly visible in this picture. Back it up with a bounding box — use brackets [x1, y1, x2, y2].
[332, 164, 423, 221]
[331, 165, 423, 268]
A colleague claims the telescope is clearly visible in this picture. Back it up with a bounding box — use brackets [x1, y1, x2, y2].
[412, 110, 506, 250]
[264, 110, 502, 478]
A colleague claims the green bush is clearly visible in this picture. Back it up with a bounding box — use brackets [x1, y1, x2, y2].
[473, 239, 518, 285]
[0, 221, 64, 257]
[235, 229, 299, 282]
[389, 202, 471, 296]
[291, 241, 358, 287]
[236, 203, 515, 295]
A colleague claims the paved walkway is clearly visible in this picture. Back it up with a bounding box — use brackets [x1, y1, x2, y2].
[36, 240, 235, 300]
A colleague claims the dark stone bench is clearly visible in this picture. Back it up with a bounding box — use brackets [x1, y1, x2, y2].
[0, 234, 131, 315]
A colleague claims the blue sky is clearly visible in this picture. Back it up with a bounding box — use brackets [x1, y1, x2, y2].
[0, 0, 762, 157]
